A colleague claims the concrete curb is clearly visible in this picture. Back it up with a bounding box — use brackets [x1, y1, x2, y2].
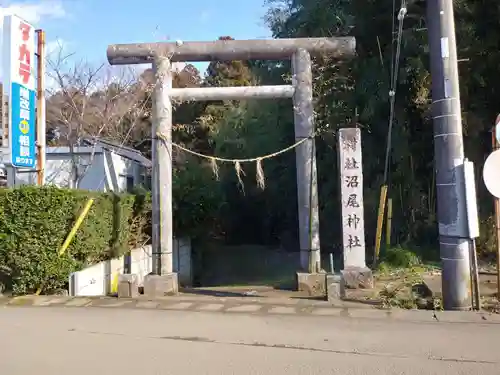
[1, 295, 499, 324]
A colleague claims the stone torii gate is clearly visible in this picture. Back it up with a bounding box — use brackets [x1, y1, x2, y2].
[107, 37, 355, 296]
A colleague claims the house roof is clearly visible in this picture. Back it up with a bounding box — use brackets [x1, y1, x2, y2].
[1, 137, 152, 169]
[81, 137, 152, 168]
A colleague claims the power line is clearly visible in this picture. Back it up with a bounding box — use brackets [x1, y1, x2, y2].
[373, 0, 407, 265]
[389, 0, 396, 86]
[383, 0, 407, 184]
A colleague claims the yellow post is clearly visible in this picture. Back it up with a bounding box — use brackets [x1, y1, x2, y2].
[386, 198, 393, 248]
[374, 184, 388, 266]
[59, 199, 94, 256]
[36, 199, 94, 295]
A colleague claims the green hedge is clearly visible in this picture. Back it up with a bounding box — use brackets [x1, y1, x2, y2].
[0, 161, 223, 295]
[0, 186, 152, 295]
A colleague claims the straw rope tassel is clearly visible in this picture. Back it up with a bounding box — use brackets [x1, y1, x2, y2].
[256, 158, 265, 190]
[210, 158, 219, 180]
[234, 161, 245, 193]
[156, 132, 317, 192]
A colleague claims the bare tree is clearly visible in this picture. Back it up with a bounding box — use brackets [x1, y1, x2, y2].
[45, 44, 152, 187]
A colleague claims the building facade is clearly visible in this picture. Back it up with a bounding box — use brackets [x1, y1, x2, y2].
[1, 138, 151, 192]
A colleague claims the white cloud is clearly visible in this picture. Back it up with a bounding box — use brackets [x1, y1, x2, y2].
[44, 38, 68, 91]
[0, 0, 66, 24]
[45, 37, 66, 56]
[0, 1, 67, 82]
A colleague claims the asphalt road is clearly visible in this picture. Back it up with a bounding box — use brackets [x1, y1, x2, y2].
[0, 306, 499, 374]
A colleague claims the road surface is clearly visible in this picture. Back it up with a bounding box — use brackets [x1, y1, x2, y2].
[0, 306, 498, 374]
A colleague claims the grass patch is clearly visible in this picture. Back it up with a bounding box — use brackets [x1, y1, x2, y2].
[375, 246, 442, 310]
[381, 246, 421, 268]
[377, 246, 441, 275]
[378, 272, 442, 310]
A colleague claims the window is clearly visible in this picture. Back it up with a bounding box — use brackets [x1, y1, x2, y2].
[126, 176, 134, 192]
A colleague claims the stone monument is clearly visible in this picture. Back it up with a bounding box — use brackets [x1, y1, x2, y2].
[338, 128, 373, 289]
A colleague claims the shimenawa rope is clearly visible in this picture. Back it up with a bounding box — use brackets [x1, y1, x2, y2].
[156, 132, 317, 191]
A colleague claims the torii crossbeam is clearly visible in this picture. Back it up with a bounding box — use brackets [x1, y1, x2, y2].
[106, 36, 356, 296]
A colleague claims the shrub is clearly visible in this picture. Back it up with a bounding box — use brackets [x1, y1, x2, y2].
[380, 246, 421, 269]
[0, 186, 150, 295]
[0, 160, 222, 295]
[476, 215, 497, 259]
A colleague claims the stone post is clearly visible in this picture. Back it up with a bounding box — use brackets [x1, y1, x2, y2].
[338, 128, 373, 289]
[143, 56, 179, 297]
[292, 48, 321, 273]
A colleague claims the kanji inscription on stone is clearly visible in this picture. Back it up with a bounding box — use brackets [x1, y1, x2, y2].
[338, 128, 366, 268]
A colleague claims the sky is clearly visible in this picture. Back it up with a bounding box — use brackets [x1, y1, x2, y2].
[0, 0, 273, 79]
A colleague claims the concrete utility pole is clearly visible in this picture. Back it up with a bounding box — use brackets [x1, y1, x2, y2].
[427, 0, 471, 310]
[493, 117, 500, 298]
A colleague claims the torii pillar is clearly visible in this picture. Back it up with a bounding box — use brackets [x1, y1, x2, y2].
[107, 37, 356, 297]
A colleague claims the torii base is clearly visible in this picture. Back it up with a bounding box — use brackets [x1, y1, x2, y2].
[341, 267, 374, 289]
[143, 273, 179, 298]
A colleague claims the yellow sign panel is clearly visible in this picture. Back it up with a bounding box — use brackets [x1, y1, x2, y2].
[111, 272, 119, 294]
[19, 119, 29, 135]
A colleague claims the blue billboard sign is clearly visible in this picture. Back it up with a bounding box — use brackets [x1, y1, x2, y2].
[2, 15, 37, 169]
[10, 82, 36, 168]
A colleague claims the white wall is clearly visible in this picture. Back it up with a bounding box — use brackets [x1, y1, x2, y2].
[9, 151, 101, 188]
[78, 153, 106, 191]
[44, 156, 75, 187]
[45, 152, 105, 189]
[103, 150, 139, 192]
[69, 239, 192, 297]
[7, 148, 143, 192]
